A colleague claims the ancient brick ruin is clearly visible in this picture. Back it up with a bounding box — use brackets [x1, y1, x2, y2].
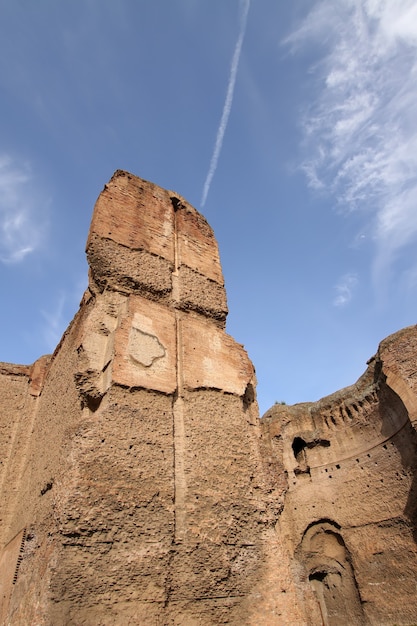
[1, 170, 417, 624]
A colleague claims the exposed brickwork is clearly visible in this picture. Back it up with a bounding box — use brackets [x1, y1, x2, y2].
[1, 171, 417, 625]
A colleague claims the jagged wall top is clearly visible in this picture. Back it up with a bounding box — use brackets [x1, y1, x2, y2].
[86, 170, 228, 324]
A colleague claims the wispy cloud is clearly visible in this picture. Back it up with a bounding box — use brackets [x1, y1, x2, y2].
[201, 0, 250, 208]
[0, 155, 48, 263]
[333, 273, 358, 307]
[286, 0, 417, 286]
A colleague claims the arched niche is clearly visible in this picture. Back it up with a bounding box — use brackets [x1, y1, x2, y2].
[298, 521, 367, 626]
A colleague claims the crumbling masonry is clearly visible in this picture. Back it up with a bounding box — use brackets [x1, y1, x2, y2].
[1, 171, 417, 625]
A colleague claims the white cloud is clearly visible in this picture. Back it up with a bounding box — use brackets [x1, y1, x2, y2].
[0, 156, 48, 263]
[333, 273, 358, 307]
[286, 0, 417, 286]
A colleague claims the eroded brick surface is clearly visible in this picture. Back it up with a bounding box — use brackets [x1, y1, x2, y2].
[1, 171, 417, 625]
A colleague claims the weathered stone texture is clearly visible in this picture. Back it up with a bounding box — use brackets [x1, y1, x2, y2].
[264, 326, 417, 625]
[88, 172, 175, 260]
[1, 170, 417, 625]
[87, 232, 174, 298]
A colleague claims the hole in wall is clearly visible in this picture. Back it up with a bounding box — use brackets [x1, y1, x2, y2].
[84, 393, 103, 412]
[40, 480, 54, 496]
[309, 570, 327, 583]
[292, 437, 307, 460]
[243, 383, 255, 411]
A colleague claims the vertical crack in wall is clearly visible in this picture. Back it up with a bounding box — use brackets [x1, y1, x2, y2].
[172, 199, 186, 543]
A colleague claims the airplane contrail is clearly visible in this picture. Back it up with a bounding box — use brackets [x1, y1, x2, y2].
[200, 0, 251, 208]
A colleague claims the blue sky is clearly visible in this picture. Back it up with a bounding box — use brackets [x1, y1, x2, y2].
[1, 0, 417, 415]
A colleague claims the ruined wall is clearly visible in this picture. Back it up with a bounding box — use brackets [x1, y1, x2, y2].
[1, 170, 417, 625]
[263, 326, 417, 625]
[0, 171, 302, 625]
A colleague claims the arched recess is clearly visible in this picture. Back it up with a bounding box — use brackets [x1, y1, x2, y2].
[298, 521, 367, 626]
